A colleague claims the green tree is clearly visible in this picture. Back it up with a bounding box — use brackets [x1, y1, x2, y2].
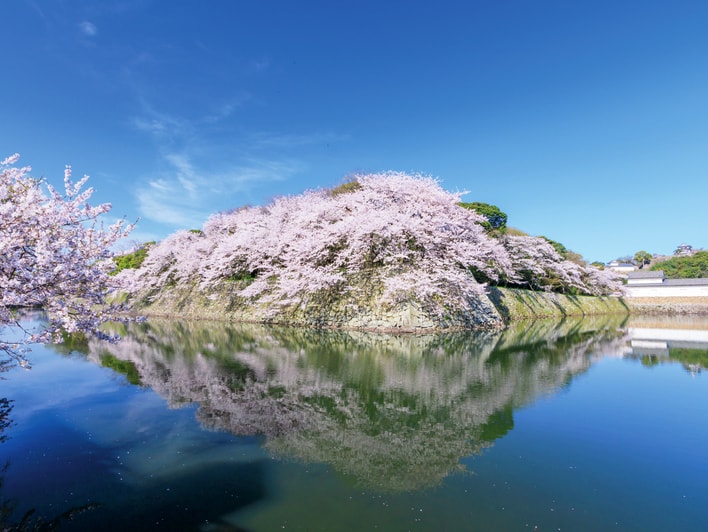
[458, 202, 507, 232]
[633, 250, 652, 268]
[650, 251, 708, 279]
[540, 236, 586, 266]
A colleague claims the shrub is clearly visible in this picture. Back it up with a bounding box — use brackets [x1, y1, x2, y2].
[651, 251, 708, 279]
[112, 242, 155, 274]
[458, 202, 507, 232]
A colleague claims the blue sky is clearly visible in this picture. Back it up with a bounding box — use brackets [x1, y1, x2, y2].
[3, 0, 707, 262]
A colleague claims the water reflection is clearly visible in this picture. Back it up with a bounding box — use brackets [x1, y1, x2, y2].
[2, 398, 100, 530]
[625, 314, 708, 374]
[86, 315, 627, 492]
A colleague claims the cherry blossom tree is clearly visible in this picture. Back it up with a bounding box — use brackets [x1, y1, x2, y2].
[501, 235, 585, 292]
[1, 154, 133, 370]
[120, 172, 517, 318]
[500, 235, 622, 294]
[118, 171, 621, 325]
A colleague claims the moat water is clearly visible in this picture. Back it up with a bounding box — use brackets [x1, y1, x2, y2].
[1, 314, 707, 531]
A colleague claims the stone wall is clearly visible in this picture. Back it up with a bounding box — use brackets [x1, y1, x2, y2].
[127, 281, 629, 332]
[489, 287, 629, 321]
[624, 296, 708, 315]
[623, 278, 708, 315]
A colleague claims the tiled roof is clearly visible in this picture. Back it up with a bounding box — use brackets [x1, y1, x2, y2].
[627, 270, 664, 279]
[664, 278, 708, 286]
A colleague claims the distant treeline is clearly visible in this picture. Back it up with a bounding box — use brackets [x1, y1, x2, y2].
[651, 251, 708, 279]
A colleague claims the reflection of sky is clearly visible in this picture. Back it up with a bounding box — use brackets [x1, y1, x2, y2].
[2, 342, 268, 526]
[3, 348, 125, 416]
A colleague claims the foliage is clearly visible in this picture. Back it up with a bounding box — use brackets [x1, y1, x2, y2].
[458, 202, 507, 232]
[0, 154, 133, 369]
[541, 236, 568, 256]
[539, 237, 586, 266]
[633, 250, 652, 267]
[499, 235, 617, 294]
[117, 172, 622, 314]
[330, 179, 363, 196]
[650, 251, 708, 279]
[112, 242, 154, 275]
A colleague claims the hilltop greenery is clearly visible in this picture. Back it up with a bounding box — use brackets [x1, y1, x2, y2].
[112, 242, 155, 274]
[458, 202, 507, 233]
[650, 251, 708, 279]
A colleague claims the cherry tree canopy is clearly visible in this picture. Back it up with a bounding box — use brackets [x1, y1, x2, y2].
[1, 154, 132, 370]
[118, 172, 622, 323]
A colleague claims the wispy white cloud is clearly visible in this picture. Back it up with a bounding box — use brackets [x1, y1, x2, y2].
[203, 93, 252, 124]
[79, 20, 98, 37]
[24, 0, 45, 18]
[135, 151, 302, 229]
[132, 117, 166, 135]
[127, 80, 337, 232]
[248, 55, 271, 72]
[130, 103, 192, 141]
[247, 131, 350, 150]
[137, 188, 205, 228]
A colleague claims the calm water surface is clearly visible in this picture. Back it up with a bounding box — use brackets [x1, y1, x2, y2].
[1, 314, 707, 531]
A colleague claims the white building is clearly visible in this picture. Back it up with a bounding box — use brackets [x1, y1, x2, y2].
[624, 270, 708, 298]
[626, 270, 665, 285]
[607, 260, 636, 274]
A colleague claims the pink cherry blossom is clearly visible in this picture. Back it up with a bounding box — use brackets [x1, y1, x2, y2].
[118, 171, 622, 322]
[1, 155, 133, 370]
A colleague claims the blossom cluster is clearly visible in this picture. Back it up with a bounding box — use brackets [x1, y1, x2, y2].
[118, 172, 622, 313]
[1, 154, 133, 369]
[501, 234, 621, 295]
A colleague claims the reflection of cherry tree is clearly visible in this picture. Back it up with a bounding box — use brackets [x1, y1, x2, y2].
[1, 155, 132, 369]
[89, 317, 626, 491]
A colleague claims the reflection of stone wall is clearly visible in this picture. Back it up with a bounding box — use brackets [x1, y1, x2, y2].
[89, 317, 626, 491]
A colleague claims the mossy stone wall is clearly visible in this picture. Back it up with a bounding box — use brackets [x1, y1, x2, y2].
[489, 287, 629, 322]
[124, 282, 629, 331]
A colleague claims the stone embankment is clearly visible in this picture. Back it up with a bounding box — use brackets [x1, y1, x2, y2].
[624, 296, 708, 315]
[126, 282, 629, 332]
[489, 287, 628, 321]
